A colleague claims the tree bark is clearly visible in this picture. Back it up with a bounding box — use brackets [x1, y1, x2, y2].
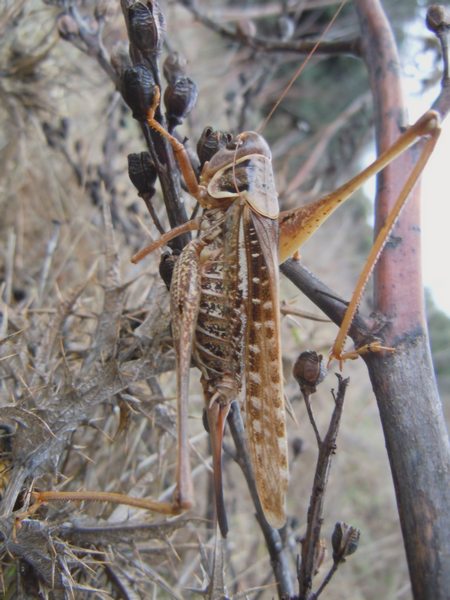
[355, 2, 450, 597]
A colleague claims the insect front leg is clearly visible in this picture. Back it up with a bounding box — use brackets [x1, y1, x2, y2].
[146, 85, 204, 202]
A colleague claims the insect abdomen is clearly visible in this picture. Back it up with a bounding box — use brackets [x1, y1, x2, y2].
[194, 255, 243, 397]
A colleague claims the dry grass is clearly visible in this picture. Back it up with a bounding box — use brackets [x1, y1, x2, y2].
[1, 1, 439, 598]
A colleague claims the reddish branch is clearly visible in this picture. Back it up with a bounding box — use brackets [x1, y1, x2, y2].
[354, 2, 450, 599]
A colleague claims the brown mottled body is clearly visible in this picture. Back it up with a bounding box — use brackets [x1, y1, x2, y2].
[169, 134, 289, 535]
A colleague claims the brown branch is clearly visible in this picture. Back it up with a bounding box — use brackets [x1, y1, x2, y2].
[281, 6, 450, 598]
[429, 5, 450, 118]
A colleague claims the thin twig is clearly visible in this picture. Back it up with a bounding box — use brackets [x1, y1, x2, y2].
[297, 375, 348, 599]
[302, 394, 322, 447]
[67, 5, 119, 85]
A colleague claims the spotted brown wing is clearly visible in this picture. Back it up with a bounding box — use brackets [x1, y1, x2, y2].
[243, 206, 288, 528]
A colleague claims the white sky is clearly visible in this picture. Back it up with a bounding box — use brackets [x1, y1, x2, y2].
[395, 19, 449, 316]
[421, 117, 450, 316]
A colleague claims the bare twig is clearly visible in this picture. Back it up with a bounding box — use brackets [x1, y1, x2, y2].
[295, 375, 349, 599]
[59, 5, 119, 85]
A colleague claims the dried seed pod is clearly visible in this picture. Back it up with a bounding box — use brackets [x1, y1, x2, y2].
[159, 250, 180, 290]
[163, 52, 187, 85]
[426, 5, 450, 33]
[122, 64, 156, 121]
[236, 19, 257, 41]
[293, 351, 326, 395]
[197, 127, 233, 166]
[164, 76, 198, 129]
[128, 0, 165, 57]
[128, 152, 157, 196]
[331, 522, 361, 563]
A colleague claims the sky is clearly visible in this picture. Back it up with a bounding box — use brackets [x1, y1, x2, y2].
[394, 19, 449, 317]
[421, 117, 450, 316]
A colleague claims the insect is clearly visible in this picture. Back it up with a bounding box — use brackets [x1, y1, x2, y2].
[134, 94, 290, 536]
[126, 81, 441, 537]
[29, 0, 443, 541]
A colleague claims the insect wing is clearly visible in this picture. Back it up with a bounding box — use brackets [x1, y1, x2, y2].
[243, 206, 288, 528]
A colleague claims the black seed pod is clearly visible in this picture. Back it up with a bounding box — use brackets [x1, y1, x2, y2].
[128, 0, 165, 56]
[128, 152, 157, 196]
[164, 76, 198, 129]
[197, 127, 233, 166]
[122, 64, 156, 121]
[291, 437, 304, 458]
